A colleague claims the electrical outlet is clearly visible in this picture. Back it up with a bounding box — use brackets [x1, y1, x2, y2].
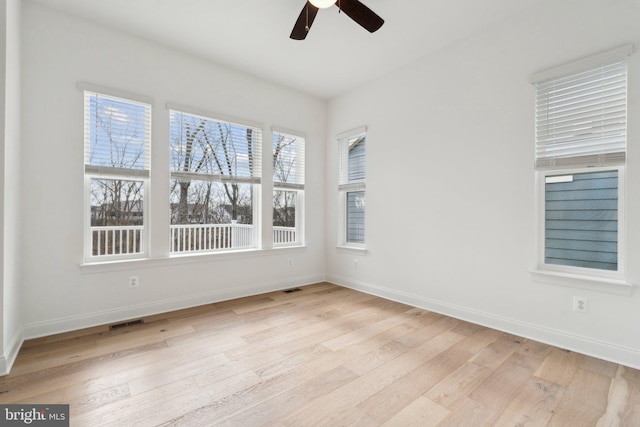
[353, 259, 359, 270]
[287, 258, 293, 267]
[129, 275, 139, 288]
[573, 296, 588, 313]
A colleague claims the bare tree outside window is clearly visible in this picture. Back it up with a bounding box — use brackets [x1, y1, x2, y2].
[169, 111, 261, 252]
[85, 92, 150, 257]
[273, 133, 297, 228]
[272, 131, 304, 245]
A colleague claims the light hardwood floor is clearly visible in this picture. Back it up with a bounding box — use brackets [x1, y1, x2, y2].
[1, 283, 639, 426]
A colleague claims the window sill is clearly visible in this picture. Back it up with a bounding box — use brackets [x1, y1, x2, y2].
[81, 246, 307, 274]
[530, 269, 633, 296]
[336, 245, 367, 256]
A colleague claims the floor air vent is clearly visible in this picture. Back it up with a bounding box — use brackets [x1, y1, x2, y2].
[283, 288, 302, 294]
[109, 319, 144, 330]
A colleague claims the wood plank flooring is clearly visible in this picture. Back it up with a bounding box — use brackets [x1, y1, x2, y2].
[1, 283, 639, 426]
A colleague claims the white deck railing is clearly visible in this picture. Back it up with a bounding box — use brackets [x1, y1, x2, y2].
[92, 223, 297, 256]
[91, 225, 144, 256]
[273, 226, 297, 245]
[170, 222, 254, 253]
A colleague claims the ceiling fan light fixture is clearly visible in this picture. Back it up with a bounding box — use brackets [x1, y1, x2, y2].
[309, 0, 337, 9]
[290, 0, 384, 40]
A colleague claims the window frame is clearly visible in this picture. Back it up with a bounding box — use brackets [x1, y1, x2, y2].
[272, 128, 305, 248]
[83, 88, 152, 263]
[167, 105, 263, 255]
[337, 127, 367, 249]
[534, 165, 626, 282]
[529, 46, 633, 293]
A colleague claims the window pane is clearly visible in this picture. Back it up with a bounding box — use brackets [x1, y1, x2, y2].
[90, 178, 144, 256]
[545, 170, 618, 271]
[273, 190, 297, 245]
[347, 191, 365, 243]
[170, 110, 261, 180]
[169, 179, 254, 252]
[273, 133, 304, 185]
[348, 138, 366, 183]
[85, 92, 150, 171]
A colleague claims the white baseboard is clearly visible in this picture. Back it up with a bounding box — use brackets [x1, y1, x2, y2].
[23, 274, 325, 340]
[327, 274, 640, 370]
[0, 329, 24, 376]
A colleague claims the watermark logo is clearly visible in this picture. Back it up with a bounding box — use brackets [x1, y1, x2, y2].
[1, 405, 69, 426]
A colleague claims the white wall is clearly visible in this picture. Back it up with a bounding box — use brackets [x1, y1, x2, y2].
[0, 0, 22, 375]
[326, 0, 640, 368]
[20, 2, 326, 337]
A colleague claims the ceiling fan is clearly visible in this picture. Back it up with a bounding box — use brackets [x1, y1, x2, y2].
[290, 0, 384, 40]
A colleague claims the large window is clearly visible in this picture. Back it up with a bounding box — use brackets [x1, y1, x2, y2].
[84, 91, 151, 260]
[273, 130, 305, 246]
[532, 46, 631, 279]
[169, 109, 262, 254]
[338, 128, 366, 246]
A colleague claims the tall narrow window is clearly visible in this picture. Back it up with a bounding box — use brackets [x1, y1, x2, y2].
[273, 130, 305, 246]
[532, 46, 631, 277]
[338, 128, 366, 245]
[84, 91, 151, 260]
[169, 109, 262, 254]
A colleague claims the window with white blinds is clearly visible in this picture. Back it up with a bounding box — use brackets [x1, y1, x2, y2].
[84, 91, 151, 177]
[338, 128, 366, 245]
[84, 91, 151, 260]
[168, 109, 262, 253]
[273, 131, 305, 189]
[273, 130, 305, 246]
[531, 46, 632, 279]
[532, 46, 632, 169]
[169, 110, 262, 184]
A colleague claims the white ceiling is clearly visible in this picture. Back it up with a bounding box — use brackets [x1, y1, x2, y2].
[30, 0, 546, 99]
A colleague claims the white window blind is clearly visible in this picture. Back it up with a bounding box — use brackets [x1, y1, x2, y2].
[84, 91, 151, 177]
[273, 131, 305, 190]
[169, 110, 262, 184]
[532, 46, 632, 170]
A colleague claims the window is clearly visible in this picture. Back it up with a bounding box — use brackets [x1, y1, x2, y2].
[84, 91, 151, 260]
[532, 46, 631, 280]
[169, 109, 262, 254]
[272, 130, 305, 246]
[338, 128, 366, 246]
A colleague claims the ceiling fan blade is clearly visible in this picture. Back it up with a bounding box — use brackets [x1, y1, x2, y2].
[290, 2, 319, 40]
[337, 0, 384, 33]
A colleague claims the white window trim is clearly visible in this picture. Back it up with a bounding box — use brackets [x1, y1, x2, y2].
[272, 127, 306, 248]
[529, 46, 634, 294]
[83, 89, 152, 263]
[84, 174, 150, 262]
[80, 245, 308, 274]
[529, 44, 633, 84]
[271, 189, 305, 248]
[531, 166, 632, 294]
[78, 82, 155, 106]
[337, 127, 367, 249]
[336, 190, 366, 251]
[167, 107, 263, 255]
[166, 103, 263, 131]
